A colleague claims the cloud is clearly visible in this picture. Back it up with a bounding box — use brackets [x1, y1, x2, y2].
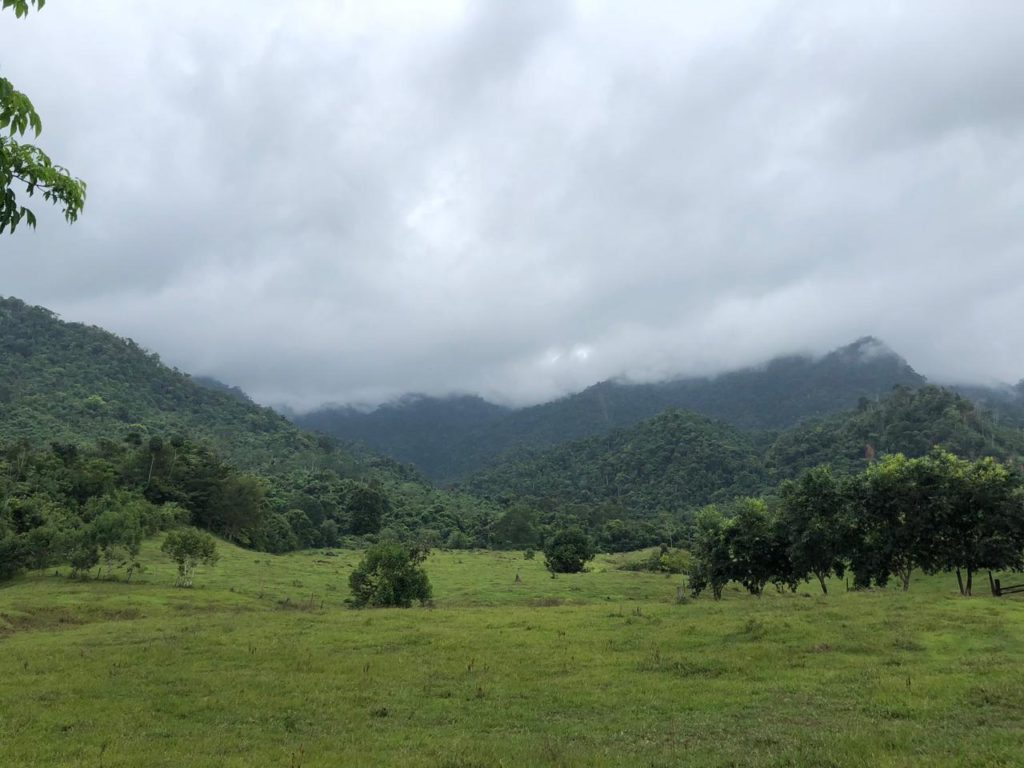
[2, 0, 1022, 409]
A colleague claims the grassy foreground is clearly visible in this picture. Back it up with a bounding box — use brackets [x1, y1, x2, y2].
[2, 538, 1024, 767]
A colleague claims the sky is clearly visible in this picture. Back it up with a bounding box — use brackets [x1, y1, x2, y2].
[2, 0, 1023, 410]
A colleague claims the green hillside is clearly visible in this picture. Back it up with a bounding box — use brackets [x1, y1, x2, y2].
[0, 297, 496, 559]
[467, 410, 766, 515]
[5, 296, 1021, 560]
[0, 297, 364, 476]
[766, 385, 1024, 479]
[296, 337, 927, 482]
[467, 385, 1024, 518]
[298, 394, 510, 482]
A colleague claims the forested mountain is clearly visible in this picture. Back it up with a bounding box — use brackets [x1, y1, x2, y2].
[298, 395, 509, 482]
[466, 410, 767, 515]
[950, 381, 1024, 428]
[467, 385, 1024, 517]
[765, 385, 1024, 478]
[295, 337, 926, 482]
[0, 297, 353, 476]
[5, 295, 1020, 563]
[192, 375, 255, 405]
[0, 297, 496, 554]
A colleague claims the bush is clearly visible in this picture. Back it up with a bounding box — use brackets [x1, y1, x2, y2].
[161, 528, 219, 588]
[620, 546, 692, 574]
[349, 542, 432, 608]
[543, 527, 596, 574]
[444, 530, 471, 549]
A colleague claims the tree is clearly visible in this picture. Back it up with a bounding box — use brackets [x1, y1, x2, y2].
[723, 498, 786, 597]
[930, 452, 1024, 596]
[778, 467, 850, 595]
[687, 506, 730, 600]
[198, 473, 266, 545]
[347, 482, 389, 536]
[161, 528, 219, 588]
[848, 454, 941, 591]
[91, 505, 143, 579]
[348, 542, 432, 608]
[0, 524, 25, 580]
[489, 504, 539, 549]
[1, 0, 86, 234]
[542, 526, 596, 574]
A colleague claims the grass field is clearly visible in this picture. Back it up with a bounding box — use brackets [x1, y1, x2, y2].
[2, 536, 1024, 767]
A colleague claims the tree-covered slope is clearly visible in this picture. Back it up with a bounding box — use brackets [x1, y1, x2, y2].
[466, 409, 767, 515]
[0, 296, 368, 477]
[0, 297, 499, 552]
[297, 394, 510, 482]
[465, 386, 1024, 519]
[949, 380, 1024, 428]
[765, 384, 1024, 479]
[295, 337, 926, 483]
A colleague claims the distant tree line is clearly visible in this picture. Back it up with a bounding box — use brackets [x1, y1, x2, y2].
[0, 434, 411, 581]
[688, 450, 1024, 599]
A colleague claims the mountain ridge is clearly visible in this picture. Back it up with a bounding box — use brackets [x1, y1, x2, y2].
[294, 336, 929, 482]
[465, 384, 1024, 517]
[0, 295, 498, 550]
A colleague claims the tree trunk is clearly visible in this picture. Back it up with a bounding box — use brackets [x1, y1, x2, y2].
[956, 568, 965, 596]
[901, 567, 911, 592]
[816, 572, 828, 595]
[966, 567, 973, 597]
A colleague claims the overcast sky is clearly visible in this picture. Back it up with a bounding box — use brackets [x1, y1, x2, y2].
[2, 1, 1023, 409]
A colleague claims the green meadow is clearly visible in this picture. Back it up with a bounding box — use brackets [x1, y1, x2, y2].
[2, 538, 1024, 767]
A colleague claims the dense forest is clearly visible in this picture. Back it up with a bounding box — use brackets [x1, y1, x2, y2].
[467, 386, 1024, 519]
[765, 385, 1024, 477]
[466, 410, 766, 515]
[296, 337, 928, 482]
[0, 431, 504, 581]
[0, 297, 499, 566]
[0, 297, 364, 476]
[3, 295, 1024, 575]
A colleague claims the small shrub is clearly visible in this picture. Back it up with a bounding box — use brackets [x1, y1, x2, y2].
[161, 529, 218, 588]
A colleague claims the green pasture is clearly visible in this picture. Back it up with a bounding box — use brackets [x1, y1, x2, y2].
[2, 538, 1023, 767]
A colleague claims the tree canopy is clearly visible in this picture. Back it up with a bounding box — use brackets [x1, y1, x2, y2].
[543, 526, 596, 574]
[1, 0, 86, 234]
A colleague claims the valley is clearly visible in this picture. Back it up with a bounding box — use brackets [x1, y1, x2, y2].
[3, 540, 1024, 767]
[2, 296, 1024, 767]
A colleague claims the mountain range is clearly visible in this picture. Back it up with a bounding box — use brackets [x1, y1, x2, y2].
[3, 294, 1022, 550]
[294, 336, 939, 482]
[0, 295, 494, 548]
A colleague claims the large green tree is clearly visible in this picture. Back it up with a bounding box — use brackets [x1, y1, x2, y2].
[929, 452, 1024, 596]
[687, 506, 731, 600]
[1, 0, 86, 233]
[848, 453, 946, 591]
[778, 467, 850, 595]
[723, 498, 789, 597]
